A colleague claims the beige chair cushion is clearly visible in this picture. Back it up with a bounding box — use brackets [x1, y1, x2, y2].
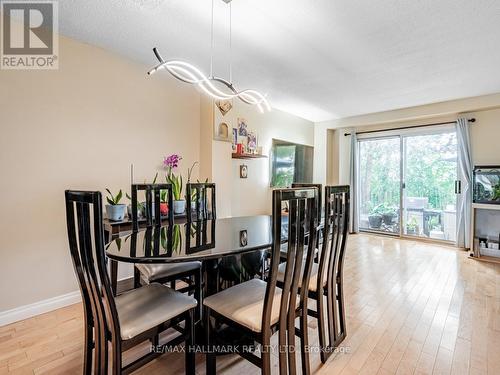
[115, 283, 197, 340]
[203, 278, 298, 333]
[277, 262, 326, 292]
[136, 261, 201, 283]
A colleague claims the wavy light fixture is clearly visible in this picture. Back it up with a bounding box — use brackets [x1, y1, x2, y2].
[147, 0, 271, 113]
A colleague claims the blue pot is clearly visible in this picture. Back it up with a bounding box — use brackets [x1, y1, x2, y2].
[106, 204, 126, 221]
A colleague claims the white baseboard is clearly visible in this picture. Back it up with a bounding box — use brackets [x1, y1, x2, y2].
[0, 291, 81, 327]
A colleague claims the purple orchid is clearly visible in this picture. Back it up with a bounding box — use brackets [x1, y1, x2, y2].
[163, 154, 182, 170]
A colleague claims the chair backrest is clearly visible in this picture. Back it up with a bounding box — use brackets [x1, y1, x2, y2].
[65, 190, 121, 373]
[265, 187, 318, 374]
[186, 183, 216, 222]
[318, 185, 350, 335]
[292, 183, 322, 223]
[131, 183, 174, 231]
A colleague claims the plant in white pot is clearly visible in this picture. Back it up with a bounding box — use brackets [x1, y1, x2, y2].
[125, 193, 144, 219]
[164, 154, 185, 215]
[105, 189, 126, 221]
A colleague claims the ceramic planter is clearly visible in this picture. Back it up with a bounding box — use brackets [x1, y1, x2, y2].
[173, 199, 186, 214]
[368, 214, 382, 228]
[127, 204, 143, 219]
[160, 202, 169, 216]
[382, 212, 395, 225]
[106, 204, 126, 221]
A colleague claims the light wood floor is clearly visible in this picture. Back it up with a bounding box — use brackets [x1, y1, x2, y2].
[1, 234, 499, 375]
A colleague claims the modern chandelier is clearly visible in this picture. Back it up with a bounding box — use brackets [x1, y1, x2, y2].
[147, 0, 271, 113]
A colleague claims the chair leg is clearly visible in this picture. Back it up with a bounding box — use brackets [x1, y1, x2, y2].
[83, 321, 93, 375]
[299, 312, 311, 375]
[194, 268, 202, 323]
[185, 310, 196, 375]
[111, 339, 122, 375]
[316, 294, 328, 363]
[133, 266, 141, 288]
[205, 307, 216, 375]
[261, 348, 271, 375]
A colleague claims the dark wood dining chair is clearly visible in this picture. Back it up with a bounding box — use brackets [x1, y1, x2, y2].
[278, 185, 350, 363]
[292, 183, 323, 256]
[65, 190, 197, 375]
[132, 183, 202, 319]
[186, 182, 216, 222]
[203, 187, 318, 375]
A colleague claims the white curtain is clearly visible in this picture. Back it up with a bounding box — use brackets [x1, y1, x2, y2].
[456, 118, 473, 248]
[349, 132, 359, 233]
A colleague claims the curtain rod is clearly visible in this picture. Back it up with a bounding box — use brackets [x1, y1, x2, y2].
[343, 118, 476, 137]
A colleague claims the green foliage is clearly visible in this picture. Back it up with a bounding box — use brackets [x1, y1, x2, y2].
[493, 182, 500, 200]
[370, 203, 397, 215]
[272, 145, 296, 188]
[167, 173, 183, 200]
[125, 193, 144, 210]
[160, 189, 168, 203]
[406, 217, 418, 230]
[106, 189, 123, 205]
[172, 225, 182, 252]
[359, 132, 458, 216]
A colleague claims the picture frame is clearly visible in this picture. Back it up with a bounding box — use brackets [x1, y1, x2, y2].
[237, 118, 248, 136]
[240, 164, 248, 179]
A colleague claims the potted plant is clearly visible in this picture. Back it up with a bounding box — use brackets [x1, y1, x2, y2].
[381, 206, 397, 225]
[406, 217, 419, 235]
[368, 204, 383, 229]
[125, 193, 144, 219]
[105, 189, 126, 221]
[159, 190, 169, 216]
[164, 154, 185, 214]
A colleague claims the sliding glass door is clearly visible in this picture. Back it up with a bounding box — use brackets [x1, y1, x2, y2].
[357, 129, 458, 243]
[402, 132, 458, 241]
[358, 137, 401, 235]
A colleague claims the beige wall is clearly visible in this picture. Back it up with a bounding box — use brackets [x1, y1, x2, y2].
[0, 35, 201, 311]
[314, 94, 500, 185]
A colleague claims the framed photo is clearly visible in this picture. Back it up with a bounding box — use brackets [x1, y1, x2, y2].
[247, 132, 257, 151]
[237, 118, 248, 136]
[240, 164, 248, 179]
[239, 230, 248, 247]
[232, 128, 238, 150]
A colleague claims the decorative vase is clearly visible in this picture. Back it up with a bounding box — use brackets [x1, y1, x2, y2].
[160, 202, 169, 216]
[173, 199, 186, 215]
[106, 204, 126, 221]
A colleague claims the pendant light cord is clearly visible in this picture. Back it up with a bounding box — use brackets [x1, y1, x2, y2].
[210, 0, 214, 78]
[229, 1, 232, 84]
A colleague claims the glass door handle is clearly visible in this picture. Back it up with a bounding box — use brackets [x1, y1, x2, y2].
[455, 180, 461, 194]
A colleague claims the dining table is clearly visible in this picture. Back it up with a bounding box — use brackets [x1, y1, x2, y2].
[105, 215, 276, 266]
[105, 214, 323, 348]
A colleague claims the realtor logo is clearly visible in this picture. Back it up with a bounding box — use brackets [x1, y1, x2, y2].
[1, 1, 58, 69]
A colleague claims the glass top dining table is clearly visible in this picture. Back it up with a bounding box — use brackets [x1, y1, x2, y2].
[105, 215, 282, 264]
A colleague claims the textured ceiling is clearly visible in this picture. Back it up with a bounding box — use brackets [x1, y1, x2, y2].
[59, 0, 500, 122]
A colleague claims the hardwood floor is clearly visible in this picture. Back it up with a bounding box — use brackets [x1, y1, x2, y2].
[1, 233, 499, 374]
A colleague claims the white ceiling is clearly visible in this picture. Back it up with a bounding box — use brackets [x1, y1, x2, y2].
[59, 0, 500, 122]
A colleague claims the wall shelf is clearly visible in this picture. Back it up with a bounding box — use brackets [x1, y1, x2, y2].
[232, 153, 268, 159]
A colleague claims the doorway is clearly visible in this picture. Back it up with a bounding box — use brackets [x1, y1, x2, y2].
[357, 128, 458, 243]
